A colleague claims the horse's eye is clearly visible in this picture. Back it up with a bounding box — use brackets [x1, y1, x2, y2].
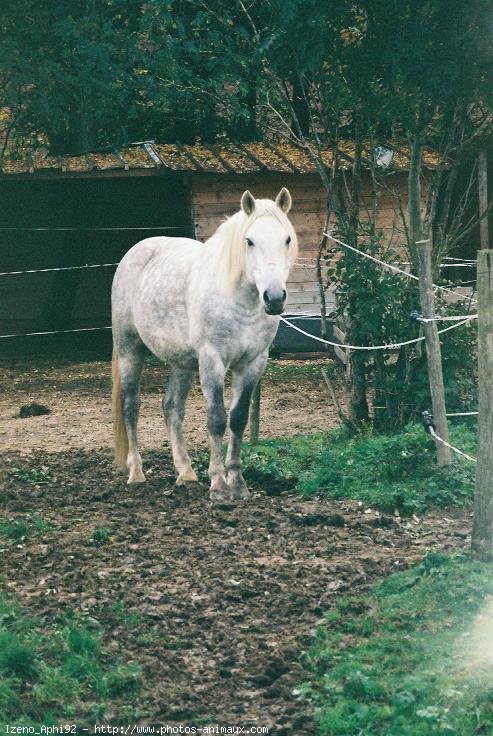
[246, 237, 254, 247]
[286, 236, 291, 245]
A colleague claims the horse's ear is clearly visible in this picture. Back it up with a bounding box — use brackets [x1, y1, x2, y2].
[275, 187, 292, 213]
[241, 190, 255, 215]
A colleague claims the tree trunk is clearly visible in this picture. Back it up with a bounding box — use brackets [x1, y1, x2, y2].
[348, 112, 369, 425]
[417, 241, 451, 466]
[408, 135, 423, 271]
[316, 205, 331, 341]
[478, 149, 489, 249]
[291, 74, 310, 137]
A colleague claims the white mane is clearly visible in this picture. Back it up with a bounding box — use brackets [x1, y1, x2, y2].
[204, 199, 298, 291]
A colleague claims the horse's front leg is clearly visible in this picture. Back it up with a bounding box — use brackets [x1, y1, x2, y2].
[226, 353, 268, 500]
[199, 347, 230, 500]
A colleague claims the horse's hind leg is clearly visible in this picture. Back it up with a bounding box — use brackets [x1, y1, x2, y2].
[119, 341, 146, 484]
[162, 367, 197, 485]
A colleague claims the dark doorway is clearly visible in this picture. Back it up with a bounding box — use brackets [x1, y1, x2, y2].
[0, 174, 192, 356]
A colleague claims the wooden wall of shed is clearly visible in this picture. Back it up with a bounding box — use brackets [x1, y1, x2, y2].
[191, 172, 412, 315]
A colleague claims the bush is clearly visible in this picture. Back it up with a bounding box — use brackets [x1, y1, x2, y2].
[298, 424, 476, 513]
[329, 233, 477, 430]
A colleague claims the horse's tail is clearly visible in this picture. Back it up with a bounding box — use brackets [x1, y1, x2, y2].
[112, 346, 128, 469]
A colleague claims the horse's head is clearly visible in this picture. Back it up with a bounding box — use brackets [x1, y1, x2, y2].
[241, 188, 298, 315]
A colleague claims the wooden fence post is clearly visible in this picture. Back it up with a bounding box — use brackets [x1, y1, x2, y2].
[471, 249, 493, 560]
[249, 380, 261, 445]
[417, 240, 451, 466]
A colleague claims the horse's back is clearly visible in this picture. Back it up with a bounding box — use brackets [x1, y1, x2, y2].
[116, 236, 201, 273]
[112, 236, 203, 363]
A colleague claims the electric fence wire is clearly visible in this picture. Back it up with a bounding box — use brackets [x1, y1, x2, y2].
[323, 232, 477, 304]
[429, 427, 477, 463]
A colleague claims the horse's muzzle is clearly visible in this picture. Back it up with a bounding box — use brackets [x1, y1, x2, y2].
[263, 288, 286, 315]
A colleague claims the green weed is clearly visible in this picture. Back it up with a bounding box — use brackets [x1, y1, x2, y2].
[111, 600, 142, 628]
[0, 514, 58, 542]
[91, 527, 111, 546]
[298, 423, 476, 513]
[0, 519, 30, 541]
[10, 466, 51, 485]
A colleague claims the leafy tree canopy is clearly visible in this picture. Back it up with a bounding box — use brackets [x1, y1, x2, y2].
[0, 0, 491, 154]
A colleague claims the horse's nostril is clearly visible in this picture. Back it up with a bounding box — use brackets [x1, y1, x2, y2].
[263, 290, 269, 304]
[282, 289, 287, 301]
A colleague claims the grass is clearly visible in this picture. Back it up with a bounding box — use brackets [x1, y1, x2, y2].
[302, 552, 493, 735]
[0, 594, 140, 730]
[0, 513, 58, 542]
[263, 357, 338, 385]
[235, 422, 477, 514]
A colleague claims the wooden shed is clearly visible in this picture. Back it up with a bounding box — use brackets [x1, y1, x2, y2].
[0, 140, 436, 353]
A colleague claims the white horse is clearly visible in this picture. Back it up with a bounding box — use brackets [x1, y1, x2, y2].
[111, 188, 298, 501]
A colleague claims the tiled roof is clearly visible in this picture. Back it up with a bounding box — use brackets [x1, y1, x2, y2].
[0, 140, 441, 177]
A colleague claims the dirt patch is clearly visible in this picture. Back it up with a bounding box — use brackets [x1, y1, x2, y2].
[0, 357, 340, 455]
[0, 448, 471, 732]
[0, 357, 472, 731]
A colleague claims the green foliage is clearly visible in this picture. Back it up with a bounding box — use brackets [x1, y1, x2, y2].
[439, 300, 478, 413]
[299, 424, 475, 513]
[90, 527, 111, 546]
[0, 632, 37, 681]
[2, 0, 490, 153]
[332, 233, 420, 430]
[235, 424, 476, 514]
[0, 1, 145, 153]
[0, 594, 141, 727]
[304, 553, 493, 735]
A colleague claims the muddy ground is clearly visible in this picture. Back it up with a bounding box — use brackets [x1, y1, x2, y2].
[0, 357, 340, 455]
[0, 358, 471, 733]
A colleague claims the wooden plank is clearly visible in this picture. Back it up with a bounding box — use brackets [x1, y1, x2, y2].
[332, 325, 349, 365]
[194, 216, 325, 238]
[285, 291, 320, 305]
[191, 174, 324, 198]
[193, 198, 327, 215]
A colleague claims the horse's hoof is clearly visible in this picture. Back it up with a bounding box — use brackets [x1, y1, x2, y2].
[226, 473, 250, 500]
[127, 469, 146, 484]
[176, 468, 199, 485]
[230, 485, 250, 501]
[209, 479, 235, 504]
[210, 488, 236, 505]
